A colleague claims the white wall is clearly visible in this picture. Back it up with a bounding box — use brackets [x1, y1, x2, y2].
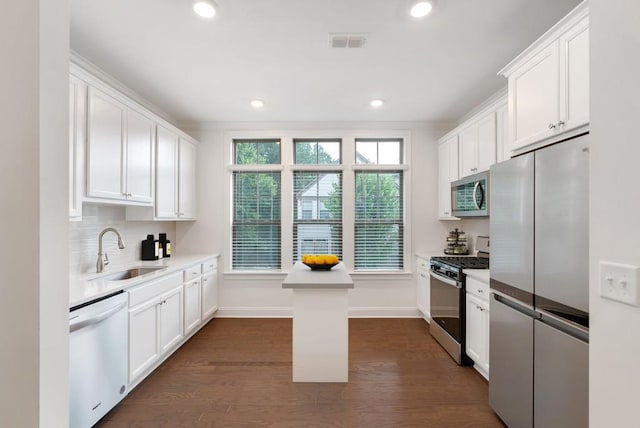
[70, 204, 176, 275]
[177, 121, 454, 317]
[0, 1, 69, 427]
[590, 1, 640, 425]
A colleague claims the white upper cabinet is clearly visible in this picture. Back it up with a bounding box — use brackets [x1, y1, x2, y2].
[155, 125, 180, 219]
[86, 86, 155, 205]
[125, 108, 155, 203]
[459, 112, 496, 178]
[496, 103, 509, 162]
[438, 135, 459, 220]
[560, 16, 589, 131]
[500, 4, 589, 152]
[154, 126, 197, 220]
[178, 138, 197, 220]
[69, 75, 86, 220]
[87, 87, 126, 201]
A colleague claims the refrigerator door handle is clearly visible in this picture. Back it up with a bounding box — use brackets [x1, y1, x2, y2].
[492, 292, 538, 318]
[537, 308, 589, 343]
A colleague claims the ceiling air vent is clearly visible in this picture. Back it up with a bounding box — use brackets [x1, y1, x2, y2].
[329, 33, 368, 49]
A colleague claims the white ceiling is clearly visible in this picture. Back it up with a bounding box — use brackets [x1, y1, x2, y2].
[70, 0, 582, 124]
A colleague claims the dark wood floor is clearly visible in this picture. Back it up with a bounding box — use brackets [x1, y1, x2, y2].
[97, 318, 504, 427]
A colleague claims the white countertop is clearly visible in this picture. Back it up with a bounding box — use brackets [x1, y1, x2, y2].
[463, 269, 490, 284]
[282, 262, 354, 289]
[69, 253, 219, 308]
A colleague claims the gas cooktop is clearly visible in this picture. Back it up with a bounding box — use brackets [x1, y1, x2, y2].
[430, 256, 489, 270]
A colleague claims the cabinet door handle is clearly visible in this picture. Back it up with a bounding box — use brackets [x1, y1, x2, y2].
[557, 120, 565, 127]
[548, 123, 556, 129]
[478, 289, 483, 294]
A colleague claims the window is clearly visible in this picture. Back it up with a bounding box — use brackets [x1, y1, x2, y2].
[228, 135, 408, 273]
[232, 140, 281, 270]
[292, 139, 342, 262]
[354, 139, 404, 270]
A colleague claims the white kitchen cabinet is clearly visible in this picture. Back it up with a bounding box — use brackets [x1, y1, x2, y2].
[154, 125, 197, 220]
[124, 108, 155, 203]
[178, 138, 197, 219]
[437, 136, 459, 220]
[87, 86, 126, 201]
[496, 103, 509, 162]
[155, 125, 179, 218]
[128, 272, 183, 383]
[86, 86, 154, 205]
[416, 256, 430, 321]
[184, 278, 202, 334]
[201, 257, 219, 320]
[501, 5, 589, 152]
[128, 296, 161, 381]
[465, 275, 490, 380]
[459, 112, 496, 178]
[69, 75, 86, 220]
[159, 285, 184, 354]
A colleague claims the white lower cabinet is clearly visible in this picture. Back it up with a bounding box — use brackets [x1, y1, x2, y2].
[159, 286, 184, 354]
[128, 297, 161, 381]
[465, 277, 490, 380]
[416, 256, 430, 321]
[201, 271, 219, 320]
[128, 272, 183, 383]
[127, 256, 219, 388]
[183, 278, 202, 335]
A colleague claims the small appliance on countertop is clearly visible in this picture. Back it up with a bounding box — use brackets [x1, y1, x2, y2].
[444, 228, 469, 255]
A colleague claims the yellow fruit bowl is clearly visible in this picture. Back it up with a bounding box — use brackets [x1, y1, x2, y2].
[301, 254, 339, 270]
[303, 262, 338, 271]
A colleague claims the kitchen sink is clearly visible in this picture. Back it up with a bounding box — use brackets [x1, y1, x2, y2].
[97, 266, 166, 281]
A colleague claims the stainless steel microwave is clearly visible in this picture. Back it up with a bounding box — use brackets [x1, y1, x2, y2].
[451, 171, 489, 217]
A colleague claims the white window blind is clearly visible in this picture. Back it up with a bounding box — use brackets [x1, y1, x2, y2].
[354, 138, 404, 270]
[232, 140, 281, 270]
[292, 139, 342, 262]
[293, 171, 342, 262]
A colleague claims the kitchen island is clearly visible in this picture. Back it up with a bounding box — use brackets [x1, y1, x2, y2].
[282, 262, 354, 382]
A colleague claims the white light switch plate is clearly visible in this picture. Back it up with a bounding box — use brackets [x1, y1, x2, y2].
[599, 261, 640, 307]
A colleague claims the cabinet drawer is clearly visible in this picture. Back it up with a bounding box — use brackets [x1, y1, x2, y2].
[202, 258, 217, 274]
[466, 276, 489, 301]
[183, 264, 202, 282]
[128, 271, 183, 307]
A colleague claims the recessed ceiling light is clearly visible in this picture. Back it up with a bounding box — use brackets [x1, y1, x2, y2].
[251, 99, 265, 108]
[370, 99, 384, 108]
[410, 1, 435, 18]
[193, 0, 216, 19]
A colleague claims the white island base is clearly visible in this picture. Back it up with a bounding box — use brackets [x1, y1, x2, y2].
[283, 262, 354, 383]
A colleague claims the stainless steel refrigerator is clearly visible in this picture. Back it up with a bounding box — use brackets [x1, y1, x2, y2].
[489, 134, 589, 428]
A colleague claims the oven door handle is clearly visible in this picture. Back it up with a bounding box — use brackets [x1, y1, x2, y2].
[430, 271, 462, 289]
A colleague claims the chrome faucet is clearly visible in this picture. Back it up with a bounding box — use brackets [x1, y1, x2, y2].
[97, 227, 126, 273]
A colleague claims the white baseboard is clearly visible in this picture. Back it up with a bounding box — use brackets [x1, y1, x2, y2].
[348, 307, 422, 318]
[216, 307, 292, 318]
[216, 306, 421, 318]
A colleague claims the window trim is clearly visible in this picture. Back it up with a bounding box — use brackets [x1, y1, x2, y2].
[224, 130, 412, 275]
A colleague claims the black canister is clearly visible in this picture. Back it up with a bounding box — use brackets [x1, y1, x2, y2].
[141, 234, 158, 260]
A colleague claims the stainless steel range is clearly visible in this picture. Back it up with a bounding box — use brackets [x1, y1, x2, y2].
[429, 236, 489, 365]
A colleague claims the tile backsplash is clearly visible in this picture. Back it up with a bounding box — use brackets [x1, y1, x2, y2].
[70, 204, 176, 276]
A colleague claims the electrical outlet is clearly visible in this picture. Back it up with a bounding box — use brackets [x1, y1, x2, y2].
[599, 261, 640, 307]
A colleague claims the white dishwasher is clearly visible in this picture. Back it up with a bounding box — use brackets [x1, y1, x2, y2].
[69, 291, 128, 428]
